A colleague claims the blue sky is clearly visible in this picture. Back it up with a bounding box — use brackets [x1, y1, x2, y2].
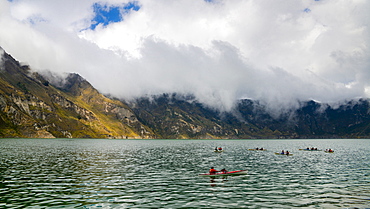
[90, 2, 140, 30]
[89, 0, 217, 30]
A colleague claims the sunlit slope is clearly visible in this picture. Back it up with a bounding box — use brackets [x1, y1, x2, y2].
[0, 50, 154, 138]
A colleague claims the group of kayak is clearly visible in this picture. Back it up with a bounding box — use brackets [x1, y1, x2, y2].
[248, 147, 335, 156]
[248, 147, 294, 156]
[200, 146, 335, 177]
[215, 147, 334, 156]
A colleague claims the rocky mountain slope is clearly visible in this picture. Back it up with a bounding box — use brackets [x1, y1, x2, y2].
[129, 94, 370, 139]
[1, 47, 370, 139]
[0, 49, 154, 138]
[129, 94, 286, 139]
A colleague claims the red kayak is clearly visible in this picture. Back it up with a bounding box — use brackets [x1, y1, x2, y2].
[198, 170, 248, 177]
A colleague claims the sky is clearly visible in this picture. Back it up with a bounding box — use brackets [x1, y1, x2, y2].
[0, 0, 369, 113]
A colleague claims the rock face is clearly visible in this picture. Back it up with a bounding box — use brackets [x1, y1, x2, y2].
[0, 49, 154, 138]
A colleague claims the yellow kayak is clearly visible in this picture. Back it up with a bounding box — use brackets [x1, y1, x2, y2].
[275, 152, 293, 156]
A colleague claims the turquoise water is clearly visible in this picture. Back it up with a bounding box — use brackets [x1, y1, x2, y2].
[0, 139, 369, 208]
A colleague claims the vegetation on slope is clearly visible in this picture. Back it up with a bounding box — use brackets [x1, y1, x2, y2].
[0, 50, 153, 138]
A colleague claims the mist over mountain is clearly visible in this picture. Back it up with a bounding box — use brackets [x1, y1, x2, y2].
[1, 47, 370, 139]
[0, 0, 369, 114]
[128, 93, 370, 139]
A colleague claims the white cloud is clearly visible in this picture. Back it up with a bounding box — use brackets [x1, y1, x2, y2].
[0, 0, 369, 112]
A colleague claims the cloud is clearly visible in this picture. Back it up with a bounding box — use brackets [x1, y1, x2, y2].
[0, 0, 369, 113]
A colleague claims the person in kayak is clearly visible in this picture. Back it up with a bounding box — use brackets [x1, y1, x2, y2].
[220, 168, 228, 174]
[209, 167, 219, 174]
[218, 147, 223, 151]
[286, 151, 290, 155]
[281, 150, 285, 154]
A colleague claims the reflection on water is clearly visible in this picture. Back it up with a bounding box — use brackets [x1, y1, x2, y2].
[0, 139, 369, 208]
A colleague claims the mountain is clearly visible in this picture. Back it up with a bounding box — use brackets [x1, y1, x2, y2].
[0, 48, 154, 138]
[292, 99, 370, 138]
[128, 94, 288, 139]
[129, 95, 370, 139]
[1, 47, 370, 139]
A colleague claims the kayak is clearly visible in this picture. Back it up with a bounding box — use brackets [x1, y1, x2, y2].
[199, 170, 248, 177]
[248, 149, 267, 151]
[324, 151, 334, 153]
[214, 150, 224, 153]
[274, 152, 293, 156]
[299, 149, 322, 151]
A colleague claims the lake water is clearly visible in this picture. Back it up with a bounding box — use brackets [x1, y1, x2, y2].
[0, 139, 369, 208]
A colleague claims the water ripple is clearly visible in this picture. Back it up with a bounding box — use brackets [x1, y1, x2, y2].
[0, 139, 369, 208]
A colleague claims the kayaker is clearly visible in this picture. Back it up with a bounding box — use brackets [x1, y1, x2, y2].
[209, 167, 219, 174]
[218, 147, 223, 151]
[286, 151, 290, 155]
[215, 147, 218, 151]
[281, 150, 285, 154]
[220, 168, 228, 174]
